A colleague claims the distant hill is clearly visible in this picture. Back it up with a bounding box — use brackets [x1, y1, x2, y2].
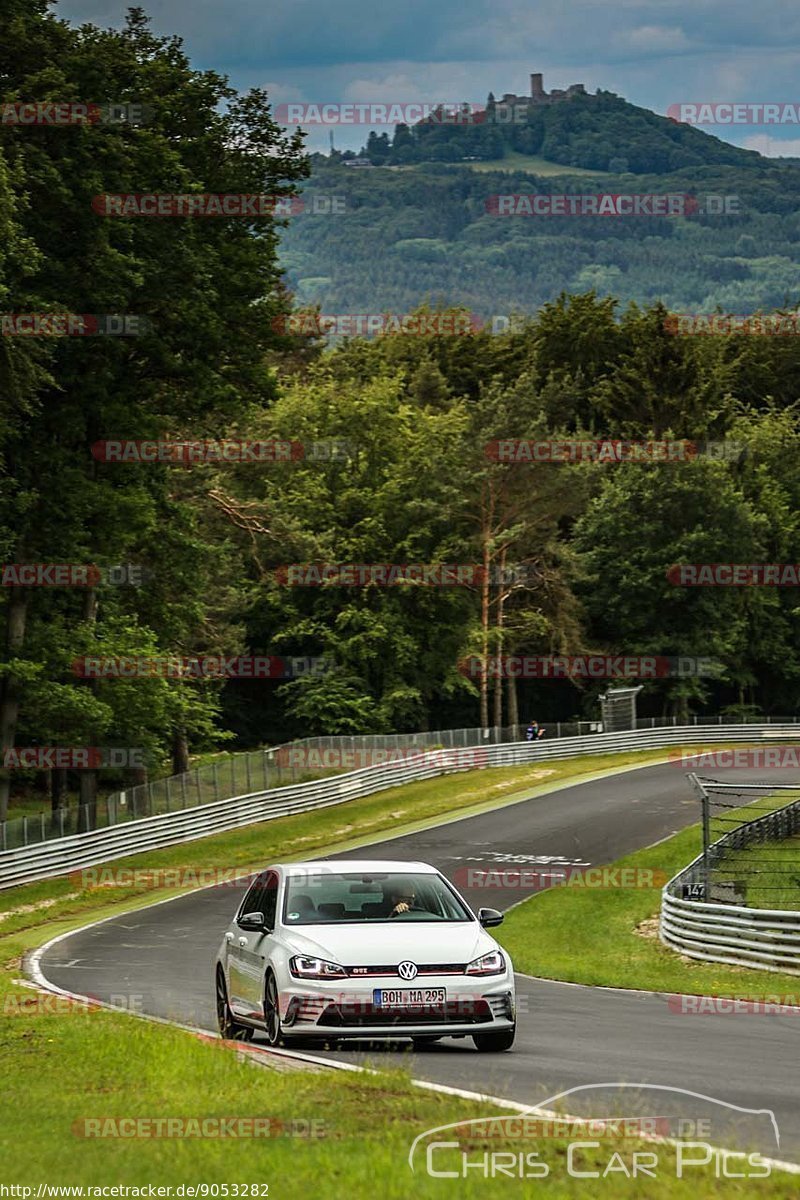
[355, 88, 765, 175]
[280, 84, 800, 319]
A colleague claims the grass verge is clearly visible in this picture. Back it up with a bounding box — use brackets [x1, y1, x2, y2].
[726, 831, 800, 910]
[707, 791, 800, 911]
[1, 981, 793, 1196]
[497, 823, 800, 997]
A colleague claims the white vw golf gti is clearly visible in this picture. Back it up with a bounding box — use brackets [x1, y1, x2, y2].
[215, 859, 516, 1051]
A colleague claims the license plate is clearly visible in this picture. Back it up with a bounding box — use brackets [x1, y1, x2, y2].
[373, 988, 446, 1007]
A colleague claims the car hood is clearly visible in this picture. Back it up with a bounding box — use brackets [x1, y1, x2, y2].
[280, 921, 497, 966]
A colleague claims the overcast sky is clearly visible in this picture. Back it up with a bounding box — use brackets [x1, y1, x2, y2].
[56, 0, 800, 155]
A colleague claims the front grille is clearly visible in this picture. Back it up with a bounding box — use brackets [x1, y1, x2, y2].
[317, 999, 493, 1027]
[344, 963, 468, 977]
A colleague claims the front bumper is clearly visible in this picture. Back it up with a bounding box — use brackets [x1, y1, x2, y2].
[278, 975, 516, 1039]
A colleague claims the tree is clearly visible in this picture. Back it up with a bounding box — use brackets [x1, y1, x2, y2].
[0, 3, 308, 818]
[573, 460, 764, 720]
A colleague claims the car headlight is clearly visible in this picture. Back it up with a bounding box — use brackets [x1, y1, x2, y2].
[465, 950, 505, 977]
[289, 956, 347, 979]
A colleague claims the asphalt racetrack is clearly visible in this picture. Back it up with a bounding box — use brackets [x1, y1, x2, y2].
[36, 761, 800, 1162]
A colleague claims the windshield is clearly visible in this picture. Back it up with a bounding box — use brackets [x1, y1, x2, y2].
[282, 870, 473, 925]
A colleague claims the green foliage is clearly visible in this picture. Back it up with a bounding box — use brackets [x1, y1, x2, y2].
[365, 91, 763, 173]
[3, 4, 800, 822]
[0, 3, 307, 814]
[286, 151, 800, 317]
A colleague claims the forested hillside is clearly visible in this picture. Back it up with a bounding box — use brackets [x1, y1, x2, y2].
[281, 155, 800, 316]
[3, 3, 800, 823]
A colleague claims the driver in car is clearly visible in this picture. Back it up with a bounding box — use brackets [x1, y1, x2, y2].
[383, 882, 418, 917]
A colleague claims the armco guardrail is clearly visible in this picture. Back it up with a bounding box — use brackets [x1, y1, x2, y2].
[2, 713, 794, 851]
[0, 722, 535, 851]
[3, 722, 800, 891]
[661, 792, 800, 975]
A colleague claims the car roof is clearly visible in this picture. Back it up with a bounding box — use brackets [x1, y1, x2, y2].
[273, 860, 439, 875]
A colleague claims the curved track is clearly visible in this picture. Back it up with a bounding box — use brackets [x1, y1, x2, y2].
[35, 761, 800, 1161]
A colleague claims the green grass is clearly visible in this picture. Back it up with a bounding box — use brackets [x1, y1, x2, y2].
[387, 152, 610, 176]
[457, 152, 610, 176]
[497, 823, 800, 997]
[718, 832, 800, 911]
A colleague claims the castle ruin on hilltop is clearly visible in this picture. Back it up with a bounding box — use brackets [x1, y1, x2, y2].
[497, 73, 587, 107]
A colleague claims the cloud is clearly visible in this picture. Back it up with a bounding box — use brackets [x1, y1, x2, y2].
[261, 81, 305, 105]
[742, 133, 800, 156]
[624, 25, 690, 54]
[53, 0, 800, 154]
[343, 74, 433, 103]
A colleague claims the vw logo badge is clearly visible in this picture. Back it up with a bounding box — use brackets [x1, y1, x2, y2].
[398, 960, 418, 981]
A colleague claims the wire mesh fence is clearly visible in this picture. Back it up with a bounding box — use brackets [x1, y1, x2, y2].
[3, 713, 799, 853]
[684, 774, 800, 909]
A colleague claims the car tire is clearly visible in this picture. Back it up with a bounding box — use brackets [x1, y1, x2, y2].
[411, 1036, 442, 1048]
[215, 968, 254, 1042]
[263, 970, 283, 1047]
[472, 1025, 516, 1052]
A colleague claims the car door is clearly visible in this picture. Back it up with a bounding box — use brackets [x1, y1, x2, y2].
[230, 871, 280, 1019]
[228, 875, 267, 1017]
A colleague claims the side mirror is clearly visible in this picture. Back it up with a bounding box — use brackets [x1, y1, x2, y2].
[478, 907, 504, 929]
[238, 911, 266, 932]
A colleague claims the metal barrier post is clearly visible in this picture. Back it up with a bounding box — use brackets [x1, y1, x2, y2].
[687, 772, 711, 898]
